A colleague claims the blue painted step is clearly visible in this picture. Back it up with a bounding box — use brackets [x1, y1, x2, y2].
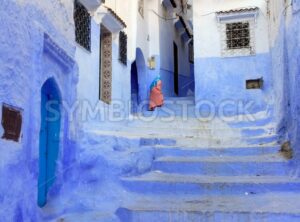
[116, 193, 300, 222]
[140, 138, 176, 146]
[154, 146, 280, 157]
[117, 210, 300, 222]
[140, 97, 196, 117]
[245, 134, 279, 145]
[153, 154, 291, 176]
[121, 172, 300, 195]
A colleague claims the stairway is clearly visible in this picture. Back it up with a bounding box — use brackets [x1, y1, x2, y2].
[109, 97, 300, 221]
[141, 97, 196, 117]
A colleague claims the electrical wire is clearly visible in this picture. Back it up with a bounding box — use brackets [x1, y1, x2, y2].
[149, 9, 179, 20]
[148, 0, 190, 21]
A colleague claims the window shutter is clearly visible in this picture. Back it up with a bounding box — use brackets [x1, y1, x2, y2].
[1, 105, 22, 142]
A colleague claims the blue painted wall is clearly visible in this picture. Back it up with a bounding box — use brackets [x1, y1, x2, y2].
[178, 63, 195, 97]
[159, 65, 195, 98]
[194, 53, 274, 115]
[271, 6, 300, 172]
[0, 0, 78, 220]
[135, 53, 194, 102]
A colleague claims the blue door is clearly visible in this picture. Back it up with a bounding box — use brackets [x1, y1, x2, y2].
[38, 78, 61, 207]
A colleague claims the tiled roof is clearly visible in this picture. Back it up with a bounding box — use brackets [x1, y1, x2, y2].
[105, 6, 127, 28]
[216, 7, 259, 15]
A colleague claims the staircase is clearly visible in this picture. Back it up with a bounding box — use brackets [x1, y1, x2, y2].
[110, 97, 300, 221]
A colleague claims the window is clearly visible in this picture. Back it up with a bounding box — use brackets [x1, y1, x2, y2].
[216, 8, 258, 57]
[226, 22, 250, 50]
[100, 26, 112, 104]
[138, 0, 144, 18]
[219, 19, 255, 57]
[119, 31, 127, 65]
[74, 0, 91, 51]
[1, 104, 22, 142]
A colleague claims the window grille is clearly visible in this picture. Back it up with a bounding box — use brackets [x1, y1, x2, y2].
[100, 27, 112, 104]
[219, 20, 255, 57]
[119, 31, 127, 65]
[226, 22, 250, 50]
[1, 104, 22, 142]
[74, 0, 91, 51]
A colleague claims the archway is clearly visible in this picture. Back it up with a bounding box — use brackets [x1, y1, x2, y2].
[135, 48, 147, 104]
[38, 78, 62, 207]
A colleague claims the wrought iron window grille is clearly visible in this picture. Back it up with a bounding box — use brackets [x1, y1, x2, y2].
[74, 0, 91, 51]
[219, 19, 255, 57]
[226, 22, 250, 50]
[119, 31, 127, 65]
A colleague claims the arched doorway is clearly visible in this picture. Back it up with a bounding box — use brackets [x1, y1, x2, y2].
[131, 61, 139, 114]
[38, 78, 62, 207]
[134, 48, 147, 110]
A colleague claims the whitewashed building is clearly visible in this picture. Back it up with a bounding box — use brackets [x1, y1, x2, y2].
[75, 0, 194, 118]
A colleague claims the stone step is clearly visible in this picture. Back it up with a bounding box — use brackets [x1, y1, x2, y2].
[83, 130, 279, 149]
[85, 128, 277, 141]
[173, 135, 279, 147]
[51, 212, 119, 222]
[164, 97, 195, 102]
[121, 172, 300, 195]
[154, 145, 280, 157]
[229, 116, 273, 128]
[129, 115, 274, 128]
[133, 109, 272, 126]
[140, 136, 279, 148]
[96, 125, 275, 138]
[116, 193, 300, 222]
[141, 107, 197, 118]
[153, 154, 290, 176]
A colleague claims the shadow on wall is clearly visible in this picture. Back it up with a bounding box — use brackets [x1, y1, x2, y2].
[131, 61, 139, 113]
[134, 48, 148, 105]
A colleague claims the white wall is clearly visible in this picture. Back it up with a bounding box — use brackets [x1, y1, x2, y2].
[76, 19, 100, 105]
[160, 1, 192, 78]
[194, 0, 270, 58]
[77, 1, 132, 119]
[268, 0, 293, 47]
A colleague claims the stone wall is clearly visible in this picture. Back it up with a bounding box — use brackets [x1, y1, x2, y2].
[268, 0, 300, 173]
[0, 0, 78, 220]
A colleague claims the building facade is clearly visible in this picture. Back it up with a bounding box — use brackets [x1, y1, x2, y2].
[76, 0, 194, 119]
[0, 0, 80, 220]
[194, 0, 273, 116]
[1, 0, 300, 221]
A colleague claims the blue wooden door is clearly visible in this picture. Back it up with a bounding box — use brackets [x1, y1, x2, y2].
[38, 79, 61, 207]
